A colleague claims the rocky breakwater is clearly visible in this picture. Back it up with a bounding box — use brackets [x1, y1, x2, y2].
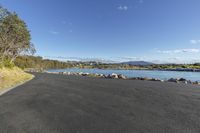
[167, 78, 199, 85]
[46, 71, 200, 86]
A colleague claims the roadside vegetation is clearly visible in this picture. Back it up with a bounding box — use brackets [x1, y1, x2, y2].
[14, 56, 74, 69]
[0, 6, 35, 91]
[0, 67, 33, 91]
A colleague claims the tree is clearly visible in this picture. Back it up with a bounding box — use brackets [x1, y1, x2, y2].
[0, 6, 10, 64]
[0, 6, 35, 66]
[0, 6, 10, 21]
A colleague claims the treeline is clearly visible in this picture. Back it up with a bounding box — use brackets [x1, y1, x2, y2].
[0, 6, 35, 68]
[13, 56, 145, 70]
[149, 64, 200, 69]
[14, 56, 74, 69]
[13, 55, 200, 70]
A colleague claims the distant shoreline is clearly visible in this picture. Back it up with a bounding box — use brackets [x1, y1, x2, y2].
[48, 67, 200, 73]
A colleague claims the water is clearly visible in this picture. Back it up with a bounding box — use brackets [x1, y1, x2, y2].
[48, 68, 200, 82]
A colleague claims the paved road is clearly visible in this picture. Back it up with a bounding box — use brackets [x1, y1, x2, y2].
[0, 73, 200, 133]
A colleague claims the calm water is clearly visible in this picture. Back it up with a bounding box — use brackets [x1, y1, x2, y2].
[48, 68, 200, 82]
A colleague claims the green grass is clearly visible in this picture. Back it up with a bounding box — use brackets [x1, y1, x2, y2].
[0, 67, 33, 92]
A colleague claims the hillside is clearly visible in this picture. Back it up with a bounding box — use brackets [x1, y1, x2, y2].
[121, 61, 154, 66]
[0, 67, 33, 93]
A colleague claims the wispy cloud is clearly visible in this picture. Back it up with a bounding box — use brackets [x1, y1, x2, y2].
[62, 21, 73, 26]
[42, 56, 117, 63]
[117, 5, 128, 11]
[152, 58, 200, 64]
[42, 56, 147, 63]
[49, 30, 59, 35]
[190, 39, 200, 44]
[157, 49, 200, 54]
[116, 56, 145, 62]
[41, 55, 200, 64]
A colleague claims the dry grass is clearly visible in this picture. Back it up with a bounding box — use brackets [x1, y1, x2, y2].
[0, 67, 33, 92]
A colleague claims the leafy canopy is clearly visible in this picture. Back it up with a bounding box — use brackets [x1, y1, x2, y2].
[0, 6, 35, 67]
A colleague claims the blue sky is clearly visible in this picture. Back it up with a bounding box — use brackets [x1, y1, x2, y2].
[1, 0, 200, 63]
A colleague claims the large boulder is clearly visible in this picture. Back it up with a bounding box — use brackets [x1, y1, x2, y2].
[78, 72, 83, 75]
[168, 78, 179, 83]
[118, 74, 127, 79]
[98, 74, 106, 78]
[178, 78, 187, 82]
[81, 73, 90, 76]
[187, 80, 192, 84]
[59, 72, 64, 75]
[63, 72, 71, 75]
[111, 73, 119, 79]
[151, 78, 164, 82]
[106, 73, 119, 79]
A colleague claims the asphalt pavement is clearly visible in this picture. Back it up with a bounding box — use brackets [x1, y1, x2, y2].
[0, 73, 200, 133]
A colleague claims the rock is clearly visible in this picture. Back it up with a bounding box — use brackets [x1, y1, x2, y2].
[72, 72, 78, 75]
[59, 72, 64, 74]
[128, 77, 137, 80]
[151, 78, 163, 82]
[106, 73, 119, 79]
[78, 72, 83, 75]
[63, 72, 67, 74]
[187, 80, 192, 84]
[63, 72, 71, 75]
[118, 74, 127, 79]
[168, 78, 178, 83]
[99, 74, 106, 78]
[94, 73, 99, 77]
[178, 78, 187, 82]
[141, 77, 151, 80]
[111, 73, 119, 79]
[183, 81, 188, 84]
[81, 73, 90, 76]
[106, 74, 112, 78]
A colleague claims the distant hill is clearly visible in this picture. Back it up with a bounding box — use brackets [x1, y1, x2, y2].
[120, 61, 154, 66]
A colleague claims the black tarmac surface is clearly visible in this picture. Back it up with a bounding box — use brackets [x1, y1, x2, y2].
[0, 73, 200, 133]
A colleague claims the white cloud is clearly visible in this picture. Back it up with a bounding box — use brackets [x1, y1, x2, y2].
[43, 56, 116, 63]
[190, 40, 197, 44]
[157, 49, 200, 54]
[151, 58, 200, 64]
[116, 56, 145, 62]
[117, 5, 128, 11]
[49, 30, 59, 35]
[62, 20, 73, 26]
[190, 39, 200, 44]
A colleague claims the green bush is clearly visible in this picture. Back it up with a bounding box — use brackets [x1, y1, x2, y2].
[1, 58, 15, 68]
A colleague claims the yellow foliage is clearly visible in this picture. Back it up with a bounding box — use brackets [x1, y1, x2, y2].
[0, 67, 33, 92]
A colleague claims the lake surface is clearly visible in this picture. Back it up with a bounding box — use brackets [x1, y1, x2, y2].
[48, 68, 200, 82]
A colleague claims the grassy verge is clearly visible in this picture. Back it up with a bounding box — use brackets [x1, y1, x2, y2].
[0, 67, 34, 93]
